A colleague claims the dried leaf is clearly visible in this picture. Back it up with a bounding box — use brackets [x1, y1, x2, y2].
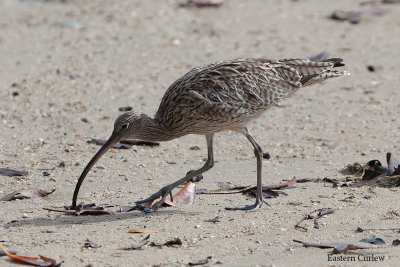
[43, 203, 115, 216]
[125, 235, 150, 250]
[0, 244, 59, 266]
[0, 168, 28, 177]
[293, 240, 370, 254]
[198, 177, 296, 195]
[359, 236, 385, 245]
[1, 188, 55, 201]
[128, 229, 160, 234]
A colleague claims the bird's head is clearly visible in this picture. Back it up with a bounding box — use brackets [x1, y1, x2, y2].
[113, 111, 145, 141]
[71, 110, 145, 209]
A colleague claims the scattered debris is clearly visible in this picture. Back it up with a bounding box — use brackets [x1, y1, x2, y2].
[124, 235, 150, 250]
[330, 10, 360, 24]
[197, 177, 296, 199]
[88, 138, 159, 149]
[356, 226, 400, 232]
[137, 181, 196, 210]
[204, 216, 221, 223]
[359, 236, 385, 245]
[128, 229, 160, 234]
[87, 138, 132, 149]
[335, 153, 400, 188]
[0, 168, 28, 177]
[1, 188, 55, 201]
[293, 239, 370, 254]
[163, 238, 182, 247]
[84, 240, 101, 249]
[392, 239, 400, 246]
[44, 203, 115, 216]
[0, 244, 60, 266]
[295, 208, 334, 231]
[340, 162, 364, 175]
[188, 256, 212, 266]
[118, 106, 133, 112]
[180, 0, 223, 8]
[149, 238, 182, 249]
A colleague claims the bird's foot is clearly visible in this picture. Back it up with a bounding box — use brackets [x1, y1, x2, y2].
[225, 199, 262, 211]
[136, 185, 173, 210]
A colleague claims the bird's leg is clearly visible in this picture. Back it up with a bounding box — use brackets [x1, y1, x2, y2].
[226, 129, 263, 211]
[136, 134, 214, 209]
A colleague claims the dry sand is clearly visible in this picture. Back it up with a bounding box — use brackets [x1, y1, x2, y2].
[1, 0, 400, 266]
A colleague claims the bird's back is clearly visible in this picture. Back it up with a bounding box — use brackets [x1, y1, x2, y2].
[156, 58, 346, 135]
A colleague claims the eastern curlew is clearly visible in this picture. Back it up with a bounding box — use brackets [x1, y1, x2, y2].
[72, 57, 347, 211]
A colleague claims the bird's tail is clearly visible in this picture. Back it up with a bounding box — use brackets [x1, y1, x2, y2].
[280, 58, 349, 86]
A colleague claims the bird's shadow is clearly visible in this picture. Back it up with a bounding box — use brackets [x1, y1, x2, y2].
[2, 208, 197, 229]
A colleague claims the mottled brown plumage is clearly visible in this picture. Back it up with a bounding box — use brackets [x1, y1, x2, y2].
[72, 57, 347, 211]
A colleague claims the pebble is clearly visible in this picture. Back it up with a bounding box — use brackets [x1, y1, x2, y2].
[22, 214, 28, 218]
[262, 152, 271, 159]
[367, 65, 375, 72]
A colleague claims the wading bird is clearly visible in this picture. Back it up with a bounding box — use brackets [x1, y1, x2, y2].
[72, 57, 347, 211]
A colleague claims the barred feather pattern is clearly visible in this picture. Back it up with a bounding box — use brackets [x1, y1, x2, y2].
[154, 57, 346, 137]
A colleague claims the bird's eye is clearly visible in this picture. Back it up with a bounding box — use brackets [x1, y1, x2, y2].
[121, 123, 129, 130]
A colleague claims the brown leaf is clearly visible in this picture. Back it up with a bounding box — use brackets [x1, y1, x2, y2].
[0, 244, 59, 266]
[1, 188, 55, 201]
[293, 240, 370, 254]
[43, 203, 115, 216]
[0, 168, 28, 177]
[125, 235, 150, 250]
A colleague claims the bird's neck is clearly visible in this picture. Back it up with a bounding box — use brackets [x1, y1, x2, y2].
[136, 114, 176, 142]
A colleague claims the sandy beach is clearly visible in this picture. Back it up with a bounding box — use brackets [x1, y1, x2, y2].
[1, 0, 400, 266]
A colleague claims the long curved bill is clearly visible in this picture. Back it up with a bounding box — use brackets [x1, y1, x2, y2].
[71, 132, 121, 209]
